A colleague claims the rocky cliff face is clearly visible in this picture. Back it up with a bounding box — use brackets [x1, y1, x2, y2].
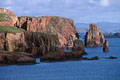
[0, 8, 18, 26]
[85, 24, 105, 47]
[16, 16, 78, 48]
[0, 8, 79, 48]
[0, 32, 59, 57]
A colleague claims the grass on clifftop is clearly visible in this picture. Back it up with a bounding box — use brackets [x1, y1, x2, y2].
[0, 26, 25, 33]
[1, 51, 25, 54]
[0, 13, 8, 21]
[0, 13, 15, 21]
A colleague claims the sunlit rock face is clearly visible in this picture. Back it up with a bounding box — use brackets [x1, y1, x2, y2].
[85, 24, 105, 47]
[0, 8, 18, 27]
[16, 16, 79, 48]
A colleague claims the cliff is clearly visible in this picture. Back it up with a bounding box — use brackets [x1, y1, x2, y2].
[0, 8, 85, 65]
[16, 16, 79, 48]
[0, 8, 79, 48]
[85, 24, 105, 47]
[0, 30, 59, 57]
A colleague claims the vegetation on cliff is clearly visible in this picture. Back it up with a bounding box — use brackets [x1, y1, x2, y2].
[0, 13, 16, 21]
[0, 26, 25, 33]
[0, 13, 8, 21]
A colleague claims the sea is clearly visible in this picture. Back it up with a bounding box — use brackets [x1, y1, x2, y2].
[0, 37, 120, 80]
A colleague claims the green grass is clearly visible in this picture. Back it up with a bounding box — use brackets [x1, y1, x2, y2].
[64, 51, 73, 54]
[0, 26, 25, 33]
[0, 13, 16, 21]
[0, 13, 8, 21]
[0, 51, 25, 55]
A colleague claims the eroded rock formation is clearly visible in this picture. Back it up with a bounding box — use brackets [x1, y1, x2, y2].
[85, 24, 105, 47]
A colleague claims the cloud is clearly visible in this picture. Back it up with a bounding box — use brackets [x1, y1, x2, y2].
[100, 0, 110, 7]
[89, 0, 96, 4]
[0, 0, 120, 23]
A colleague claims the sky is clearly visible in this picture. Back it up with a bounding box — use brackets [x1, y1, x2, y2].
[0, 0, 120, 23]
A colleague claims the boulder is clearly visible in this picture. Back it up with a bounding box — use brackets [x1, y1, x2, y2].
[103, 40, 110, 52]
[85, 24, 105, 47]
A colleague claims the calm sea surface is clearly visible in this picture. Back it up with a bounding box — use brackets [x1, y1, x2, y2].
[0, 38, 120, 80]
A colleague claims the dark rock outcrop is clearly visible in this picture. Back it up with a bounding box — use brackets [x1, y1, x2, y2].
[85, 24, 105, 47]
[108, 56, 117, 59]
[103, 40, 110, 52]
[0, 51, 36, 66]
[24, 32, 59, 57]
[82, 56, 99, 60]
[72, 40, 84, 50]
[40, 39, 87, 62]
[40, 50, 87, 62]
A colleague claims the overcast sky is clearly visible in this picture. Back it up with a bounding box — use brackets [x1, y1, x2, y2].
[0, 0, 120, 23]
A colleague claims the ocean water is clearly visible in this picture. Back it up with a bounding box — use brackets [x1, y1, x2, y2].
[0, 38, 120, 80]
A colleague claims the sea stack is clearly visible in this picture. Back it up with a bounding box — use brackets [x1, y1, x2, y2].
[85, 24, 105, 47]
[103, 40, 110, 52]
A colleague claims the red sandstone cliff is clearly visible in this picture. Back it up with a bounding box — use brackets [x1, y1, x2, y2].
[16, 16, 78, 48]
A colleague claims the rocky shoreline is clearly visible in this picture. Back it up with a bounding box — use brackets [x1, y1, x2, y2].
[0, 51, 36, 66]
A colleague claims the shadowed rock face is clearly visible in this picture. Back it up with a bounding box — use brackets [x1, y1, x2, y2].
[0, 8, 18, 26]
[0, 32, 59, 57]
[0, 52, 36, 66]
[85, 24, 105, 47]
[103, 40, 110, 52]
[16, 16, 78, 48]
